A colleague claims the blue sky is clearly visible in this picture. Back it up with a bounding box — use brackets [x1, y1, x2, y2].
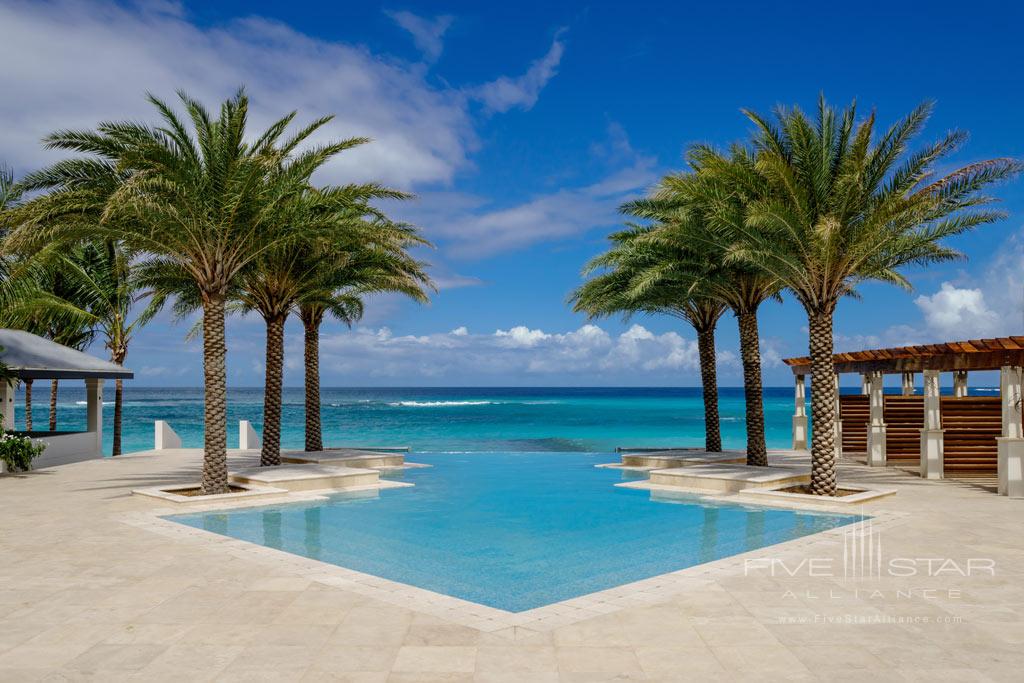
[2, 0, 1023, 387]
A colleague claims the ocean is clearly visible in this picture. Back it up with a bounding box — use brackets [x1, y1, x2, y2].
[15, 384, 998, 457]
[11, 386, 801, 456]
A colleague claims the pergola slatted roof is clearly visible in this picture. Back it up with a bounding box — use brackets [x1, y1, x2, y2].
[784, 336, 1024, 375]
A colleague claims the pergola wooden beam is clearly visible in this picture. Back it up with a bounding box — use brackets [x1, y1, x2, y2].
[783, 336, 1024, 375]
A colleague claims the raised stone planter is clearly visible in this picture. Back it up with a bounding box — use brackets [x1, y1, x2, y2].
[738, 483, 898, 506]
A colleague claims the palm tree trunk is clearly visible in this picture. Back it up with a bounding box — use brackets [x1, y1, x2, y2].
[24, 380, 32, 431]
[112, 379, 123, 456]
[200, 295, 229, 495]
[808, 309, 837, 495]
[302, 308, 323, 452]
[49, 379, 58, 431]
[696, 325, 721, 452]
[111, 348, 126, 456]
[260, 315, 285, 467]
[737, 310, 767, 466]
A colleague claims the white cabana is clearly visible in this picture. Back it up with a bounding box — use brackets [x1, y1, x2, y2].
[0, 329, 133, 469]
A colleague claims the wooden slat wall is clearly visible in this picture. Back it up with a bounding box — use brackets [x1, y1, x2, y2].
[839, 395, 868, 453]
[883, 395, 924, 463]
[941, 397, 1000, 476]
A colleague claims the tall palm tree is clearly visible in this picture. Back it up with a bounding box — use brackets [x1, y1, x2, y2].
[236, 198, 430, 466]
[626, 152, 781, 466]
[571, 225, 727, 452]
[2, 240, 156, 454]
[297, 234, 433, 452]
[696, 96, 1020, 494]
[3, 90, 361, 494]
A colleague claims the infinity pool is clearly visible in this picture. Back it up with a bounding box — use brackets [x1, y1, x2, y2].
[169, 452, 861, 612]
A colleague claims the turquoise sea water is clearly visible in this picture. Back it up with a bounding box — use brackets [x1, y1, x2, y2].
[12, 386, 800, 455]
[14, 385, 997, 456]
[170, 451, 861, 611]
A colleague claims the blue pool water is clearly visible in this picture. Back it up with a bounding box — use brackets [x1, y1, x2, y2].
[170, 451, 862, 612]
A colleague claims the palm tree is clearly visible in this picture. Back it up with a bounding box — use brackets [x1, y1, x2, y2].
[626, 151, 781, 466]
[696, 96, 1020, 494]
[3, 90, 362, 494]
[571, 225, 727, 452]
[236, 195, 431, 466]
[297, 231, 433, 452]
[2, 240, 157, 454]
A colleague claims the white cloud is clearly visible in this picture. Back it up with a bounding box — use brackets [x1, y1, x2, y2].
[400, 126, 658, 258]
[385, 9, 453, 63]
[472, 29, 566, 113]
[0, 1, 479, 188]
[312, 323, 711, 382]
[914, 283, 1000, 338]
[495, 326, 551, 348]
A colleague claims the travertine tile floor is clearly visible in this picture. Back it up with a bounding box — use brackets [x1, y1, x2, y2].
[1, 448, 1023, 681]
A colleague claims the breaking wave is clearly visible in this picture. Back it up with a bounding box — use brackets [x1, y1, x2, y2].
[388, 400, 495, 407]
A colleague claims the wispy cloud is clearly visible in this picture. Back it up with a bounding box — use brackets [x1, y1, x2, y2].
[401, 124, 658, 259]
[472, 28, 567, 113]
[384, 9, 454, 63]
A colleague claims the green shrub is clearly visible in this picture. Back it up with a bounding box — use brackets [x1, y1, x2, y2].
[0, 417, 46, 472]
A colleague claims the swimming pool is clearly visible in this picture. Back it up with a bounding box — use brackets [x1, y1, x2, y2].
[169, 452, 861, 612]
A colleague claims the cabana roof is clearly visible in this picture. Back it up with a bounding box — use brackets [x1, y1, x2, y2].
[783, 336, 1024, 375]
[0, 329, 133, 380]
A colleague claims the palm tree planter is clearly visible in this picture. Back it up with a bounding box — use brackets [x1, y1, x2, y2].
[702, 97, 1019, 495]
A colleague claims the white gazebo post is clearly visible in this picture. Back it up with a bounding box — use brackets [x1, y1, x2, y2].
[867, 371, 887, 467]
[85, 378, 104, 456]
[860, 373, 870, 395]
[0, 378, 14, 431]
[834, 373, 843, 458]
[996, 366, 1023, 496]
[953, 370, 968, 398]
[791, 374, 808, 450]
[902, 372, 915, 396]
[920, 370, 944, 479]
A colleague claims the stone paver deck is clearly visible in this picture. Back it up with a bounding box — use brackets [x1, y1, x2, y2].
[1, 447, 1023, 681]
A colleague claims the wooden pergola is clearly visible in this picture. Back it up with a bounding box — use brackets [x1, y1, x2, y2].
[782, 336, 1024, 498]
[783, 336, 1024, 375]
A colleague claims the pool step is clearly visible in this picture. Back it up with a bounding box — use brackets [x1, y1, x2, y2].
[230, 463, 409, 493]
[281, 449, 409, 470]
[618, 450, 747, 470]
[618, 463, 810, 494]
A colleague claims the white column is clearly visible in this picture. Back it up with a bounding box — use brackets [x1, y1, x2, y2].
[791, 375, 808, 450]
[953, 371, 968, 398]
[920, 370, 944, 479]
[867, 372, 887, 467]
[154, 420, 182, 449]
[997, 366, 1023, 495]
[239, 420, 261, 450]
[85, 378, 103, 456]
[902, 372, 915, 396]
[0, 379, 15, 431]
[860, 374, 869, 395]
[834, 373, 843, 458]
